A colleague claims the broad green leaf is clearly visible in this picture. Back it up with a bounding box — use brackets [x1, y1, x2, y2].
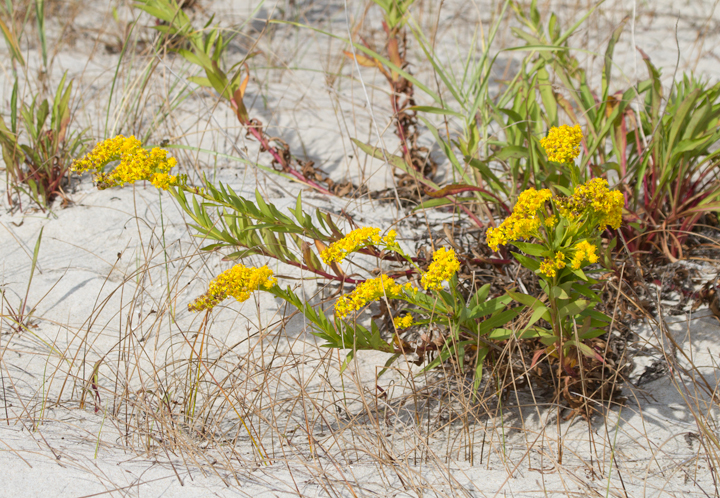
[511, 252, 540, 272]
[558, 300, 588, 320]
[513, 241, 548, 257]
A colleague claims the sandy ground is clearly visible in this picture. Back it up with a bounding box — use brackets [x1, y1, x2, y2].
[2, 0, 720, 496]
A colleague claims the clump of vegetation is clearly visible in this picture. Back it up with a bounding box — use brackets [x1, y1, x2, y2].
[0, 75, 87, 210]
[78, 122, 627, 418]
[488, 125, 624, 416]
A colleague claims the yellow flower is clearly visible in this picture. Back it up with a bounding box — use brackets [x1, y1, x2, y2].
[570, 240, 598, 270]
[421, 247, 460, 290]
[544, 215, 558, 228]
[334, 275, 407, 319]
[557, 178, 624, 230]
[539, 251, 566, 278]
[383, 229, 398, 247]
[486, 188, 552, 251]
[321, 227, 397, 264]
[150, 172, 178, 190]
[540, 124, 583, 163]
[73, 135, 181, 190]
[393, 314, 413, 329]
[72, 135, 142, 173]
[189, 264, 277, 312]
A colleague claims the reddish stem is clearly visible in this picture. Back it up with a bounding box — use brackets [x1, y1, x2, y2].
[244, 125, 334, 196]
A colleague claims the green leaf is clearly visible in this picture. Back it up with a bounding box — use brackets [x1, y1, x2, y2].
[553, 184, 573, 196]
[537, 66, 557, 126]
[477, 306, 524, 336]
[472, 347, 490, 395]
[558, 300, 588, 320]
[410, 106, 464, 119]
[339, 350, 355, 373]
[467, 295, 511, 319]
[494, 145, 529, 161]
[0, 17, 25, 65]
[572, 268, 588, 280]
[506, 290, 545, 309]
[467, 284, 491, 309]
[566, 340, 603, 362]
[187, 76, 213, 88]
[413, 198, 455, 211]
[602, 20, 626, 101]
[578, 328, 606, 340]
[512, 241, 548, 257]
[378, 354, 402, 377]
[551, 286, 570, 299]
[511, 251, 540, 272]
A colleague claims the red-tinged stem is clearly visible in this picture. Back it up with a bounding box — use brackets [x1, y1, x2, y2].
[231, 96, 335, 197]
[276, 256, 363, 285]
[390, 81, 415, 170]
[470, 257, 513, 266]
[456, 200, 485, 228]
[243, 124, 335, 196]
[271, 251, 422, 286]
[358, 246, 511, 267]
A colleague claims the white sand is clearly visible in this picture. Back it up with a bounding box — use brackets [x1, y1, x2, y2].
[1, 0, 720, 496]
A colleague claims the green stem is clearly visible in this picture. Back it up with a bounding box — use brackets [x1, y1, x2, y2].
[548, 280, 564, 378]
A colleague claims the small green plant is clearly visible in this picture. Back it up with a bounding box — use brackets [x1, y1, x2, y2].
[371, 0, 415, 31]
[0, 74, 87, 210]
[623, 71, 720, 258]
[487, 1, 637, 194]
[487, 125, 623, 415]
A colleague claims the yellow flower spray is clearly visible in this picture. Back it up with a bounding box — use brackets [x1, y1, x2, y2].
[320, 227, 397, 264]
[319, 225, 460, 321]
[73, 135, 183, 190]
[539, 124, 583, 163]
[333, 275, 411, 319]
[420, 247, 460, 290]
[189, 264, 277, 312]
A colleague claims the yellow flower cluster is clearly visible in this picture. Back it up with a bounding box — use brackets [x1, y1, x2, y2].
[540, 124, 583, 163]
[486, 188, 552, 251]
[570, 240, 598, 270]
[393, 314, 413, 329]
[421, 247, 461, 290]
[539, 251, 566, 278]
[72, 135, 180, 190]
[321, 228, 397, 264]
[334, 275, 410, 319]
[72, 135, 142, 172]
[557, 178, 624, 230]
[189, 264, 277, 312]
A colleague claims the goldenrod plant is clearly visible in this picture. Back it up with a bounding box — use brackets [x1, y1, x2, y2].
[179, 193, 518, 384]
[76, 136, 519, 389]
[75, 133, 627, 405]
[488, 125, 624, 414]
